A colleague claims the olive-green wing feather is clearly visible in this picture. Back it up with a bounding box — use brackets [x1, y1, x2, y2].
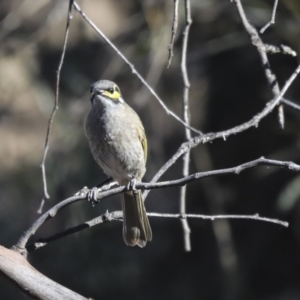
[137, 125, 147, 164]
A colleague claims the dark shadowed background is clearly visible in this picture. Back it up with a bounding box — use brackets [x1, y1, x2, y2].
[0, 0, 300, 299]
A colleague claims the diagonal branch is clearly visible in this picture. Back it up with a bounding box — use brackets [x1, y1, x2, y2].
[72, 1, 201, 135]
[0, 246, 87, 299]
[27, 211, 123, 252]
[13, 194, 84, 255]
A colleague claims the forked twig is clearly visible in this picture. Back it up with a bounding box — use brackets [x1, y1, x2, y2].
[233, 0, 284, 128]
[260, 0, 279, 34]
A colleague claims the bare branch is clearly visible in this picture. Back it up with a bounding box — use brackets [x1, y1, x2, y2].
[179, 0, 192, 252]
[143, 62, 300, 198]
[72, 1, 201, 135]
[260, 0, 279, 34]
[39, 0, 74, 213]
[0, 246, 87, 299]
[233, 0, 284, 128]
[15, 157, 299, 253]
[167, 0, 180, 68]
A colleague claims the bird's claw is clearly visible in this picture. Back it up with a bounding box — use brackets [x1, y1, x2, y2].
[87, 182, 119, 206]
[88, 187, 100, 206]
[75, 186, 99, 206]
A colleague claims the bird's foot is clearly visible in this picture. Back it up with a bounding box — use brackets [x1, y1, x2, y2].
[127, 178, 139, 194]
[76, 181, 120, 207]
[75, 186, 99, 206]
[88, 187, 100, 206]
[87, 182, 119, 206]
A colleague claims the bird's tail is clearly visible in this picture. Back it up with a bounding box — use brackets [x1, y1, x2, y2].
[121, 190, 152, 247]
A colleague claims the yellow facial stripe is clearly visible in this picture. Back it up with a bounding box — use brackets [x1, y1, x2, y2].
[103, 90, 120, 100]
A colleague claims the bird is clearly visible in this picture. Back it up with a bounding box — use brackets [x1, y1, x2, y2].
[85, 79, 152, 247]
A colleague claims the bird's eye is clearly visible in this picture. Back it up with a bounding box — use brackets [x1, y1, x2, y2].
[108, 87, 114, 94]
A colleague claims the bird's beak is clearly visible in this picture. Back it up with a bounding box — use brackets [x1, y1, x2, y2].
[90, 89, 95, 98]
[90, 89, 102, 104]
[91, 89, 104, 98]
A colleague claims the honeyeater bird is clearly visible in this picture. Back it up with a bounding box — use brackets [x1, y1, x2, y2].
[85, 80, 152, 247]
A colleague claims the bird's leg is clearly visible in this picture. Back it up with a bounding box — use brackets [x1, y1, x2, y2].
[76, 186, 100, 206]
[127, 177, 139, 195]
[88, 187, 99, 206]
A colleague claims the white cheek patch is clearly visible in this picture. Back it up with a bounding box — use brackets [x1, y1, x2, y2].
[119, 97, 124, 103]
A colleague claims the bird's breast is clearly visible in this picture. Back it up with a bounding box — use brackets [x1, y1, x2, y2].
[86, 105, 146, 184]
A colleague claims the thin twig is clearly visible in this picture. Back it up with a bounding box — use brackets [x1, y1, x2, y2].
[281, 98, 300, 112]
[72, 1, 201, 135]
[233, 0, 284, 129]
[148, 213, 288, 227]
[179, 0, 192, 252]
[143, 62, 300, 198]
[27, 211, 123, 252]
[38, 0, 74, 213]
[14, 157, 300, 254]
[265, 44, 297, 57]
[27, 209, 288, 252]
[167, 0, 180, 68]
[260, 0, 279, 34]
